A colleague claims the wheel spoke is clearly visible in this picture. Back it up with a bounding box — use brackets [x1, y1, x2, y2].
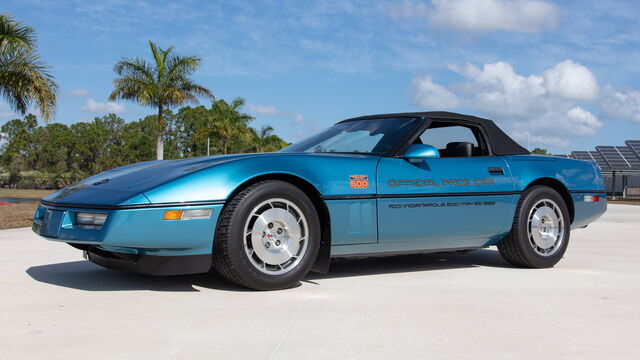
[527, 198, 564, 257]
[243, 197, 309, 275]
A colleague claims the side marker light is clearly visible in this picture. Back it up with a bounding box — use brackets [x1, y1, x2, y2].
[584, 195, 600, 202]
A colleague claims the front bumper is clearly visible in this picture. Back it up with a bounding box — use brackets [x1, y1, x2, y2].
[33, 202, 224, 274]
[76, 245, 211, 275]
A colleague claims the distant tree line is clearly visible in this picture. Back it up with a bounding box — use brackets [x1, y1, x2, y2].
[531, 148, 550, 155]
[0, 99, 288, 189]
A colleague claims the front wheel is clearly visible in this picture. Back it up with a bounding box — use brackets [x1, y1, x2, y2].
[498, 185, 570, 268]
[212, 180, 320, 290]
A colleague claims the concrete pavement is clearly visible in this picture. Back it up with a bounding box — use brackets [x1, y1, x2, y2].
[1, 204, 639, 359]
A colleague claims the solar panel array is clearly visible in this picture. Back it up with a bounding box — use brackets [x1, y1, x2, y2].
[616, 146, 640, 168]
[549, 140, 640, 171]
[626, 140, 640, 158]
[571, 151, 611, 170]
[571, 151, 592, 161]
[591, 151, 612, 169]
[596, 146, 640, 169]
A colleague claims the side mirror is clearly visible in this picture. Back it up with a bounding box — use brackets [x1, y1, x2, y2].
[403, 144, 440, 162]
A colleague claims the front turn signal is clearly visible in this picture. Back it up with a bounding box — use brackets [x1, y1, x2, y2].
[163, 209, 213, 220]
[163, 210, 183, 220]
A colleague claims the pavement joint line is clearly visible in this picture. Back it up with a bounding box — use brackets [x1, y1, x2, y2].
[268, 294, 310, 360]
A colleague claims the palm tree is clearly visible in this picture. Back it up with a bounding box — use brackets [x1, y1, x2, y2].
[109, 41, 214, 160]
[0, 13, 58, 122]
[251, 125, 287, 152]
[196, 98, 254, 155]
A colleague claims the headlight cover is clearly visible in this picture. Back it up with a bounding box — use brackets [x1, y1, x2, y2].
[75, 212, 108, 228]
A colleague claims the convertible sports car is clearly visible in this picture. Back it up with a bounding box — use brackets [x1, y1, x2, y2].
[33, 112, 607, 290]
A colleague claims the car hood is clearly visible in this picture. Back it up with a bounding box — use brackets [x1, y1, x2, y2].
[42, 153, 263, 206]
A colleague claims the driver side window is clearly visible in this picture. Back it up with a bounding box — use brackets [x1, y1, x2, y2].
[418, 123, 489, 157]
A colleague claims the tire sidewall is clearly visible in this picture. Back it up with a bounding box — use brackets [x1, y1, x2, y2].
[222, 181, 320, 289]
[516, 186, 570, 267]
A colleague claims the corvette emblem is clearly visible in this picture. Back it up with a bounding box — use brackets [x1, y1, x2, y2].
[349, 175, 369, 189]
[93, 179, 110, 185]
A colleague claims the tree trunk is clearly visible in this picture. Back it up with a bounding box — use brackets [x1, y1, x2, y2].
[156, 104, 164, 160]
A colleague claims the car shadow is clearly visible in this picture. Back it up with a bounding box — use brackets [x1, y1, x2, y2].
[308, 249, 511, 281]
[26, 261, 248, 292]
[26, 249, 512, 292]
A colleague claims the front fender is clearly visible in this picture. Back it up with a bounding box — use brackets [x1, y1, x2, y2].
[143, 153, 381, 203]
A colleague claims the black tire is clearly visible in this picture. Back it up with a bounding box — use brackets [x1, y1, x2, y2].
[497, 185, 570, 268]
[212, 180, 321, 290]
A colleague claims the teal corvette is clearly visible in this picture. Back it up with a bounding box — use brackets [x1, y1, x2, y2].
[33, 112, 607, 290]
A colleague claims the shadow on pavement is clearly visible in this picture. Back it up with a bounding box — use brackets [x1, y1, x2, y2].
[26, 261, 247, 292]
[26, 249, 511, 292]
[309, 249, 511, 281]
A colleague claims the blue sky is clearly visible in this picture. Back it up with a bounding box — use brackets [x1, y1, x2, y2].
[2, 0, 640, 154]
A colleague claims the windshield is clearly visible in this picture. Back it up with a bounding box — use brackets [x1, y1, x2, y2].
[281, 117, 422, 155]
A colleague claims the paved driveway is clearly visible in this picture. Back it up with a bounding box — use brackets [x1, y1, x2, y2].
[1, 204, 639, 359]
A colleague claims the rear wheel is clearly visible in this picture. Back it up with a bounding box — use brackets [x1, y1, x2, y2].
[212, 180, 320, 290]
[498, 185, 570, 268]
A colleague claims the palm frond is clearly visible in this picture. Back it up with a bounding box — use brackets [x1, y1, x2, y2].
[166, 55, 201, 80]
[0, 48, 58, 120]
[0, 13, 35, 52]
[230, 97, 245, 110]
[113, 57, 155, 82]
[260, 125, 274, 138]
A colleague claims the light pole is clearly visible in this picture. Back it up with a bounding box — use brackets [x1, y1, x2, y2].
[207, 137, 210, 157]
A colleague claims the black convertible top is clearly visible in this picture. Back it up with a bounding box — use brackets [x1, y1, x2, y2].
[340, 111, 530, 156]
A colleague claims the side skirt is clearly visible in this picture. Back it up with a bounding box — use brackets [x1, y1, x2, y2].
[330, 245, 484, 259]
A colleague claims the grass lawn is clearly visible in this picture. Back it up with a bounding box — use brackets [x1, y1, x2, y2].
[0, 202, 38, 230]
[0, 189, 53, 199]
[0, 189, 51, 230]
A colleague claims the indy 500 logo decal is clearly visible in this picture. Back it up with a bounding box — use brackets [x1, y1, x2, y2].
[349, 175, 369, 189]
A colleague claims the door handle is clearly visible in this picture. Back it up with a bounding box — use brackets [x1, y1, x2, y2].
[488, 167, 504, 175]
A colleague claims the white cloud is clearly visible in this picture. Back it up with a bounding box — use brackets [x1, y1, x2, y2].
[247, 104, 283, 116]
[292, 113, 305, 126]
[412, 75, 460, 109]
[248, 104, 320, 140]
[543, 60, 599, 100]
[290, 113, 322, 139]
[81, 98, 125, 113]
[512, 131, 571, 148]
[391, 0, 560, 34]
[70, 88, 90, 97]
[448, 61, 546, 117]
[565, 107, 602, 135]
[248, 103, 306, 125]
[412, 59, 605, 148]
[600, 86, 640, 123]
